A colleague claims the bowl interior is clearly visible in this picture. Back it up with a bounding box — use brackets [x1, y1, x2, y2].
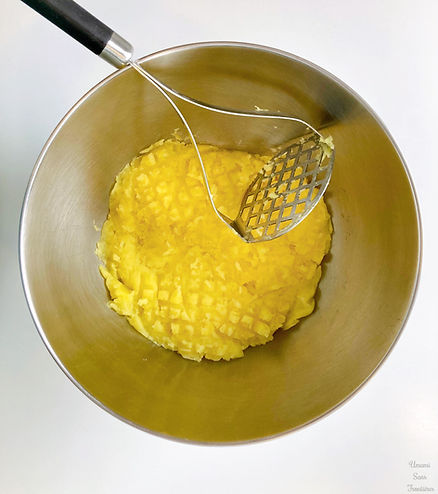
[20, 43, 420, 443]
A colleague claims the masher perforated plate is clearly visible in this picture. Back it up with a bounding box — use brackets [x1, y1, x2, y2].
[232, 134, 334, 242]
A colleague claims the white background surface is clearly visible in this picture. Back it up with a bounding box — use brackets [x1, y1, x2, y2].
[1, 0, 437, 492]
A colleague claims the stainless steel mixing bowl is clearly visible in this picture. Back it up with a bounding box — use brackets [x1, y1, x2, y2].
[20, 42, 421, 443]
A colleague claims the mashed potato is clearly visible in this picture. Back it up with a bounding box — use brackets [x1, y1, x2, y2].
[96, 139, 332, 361]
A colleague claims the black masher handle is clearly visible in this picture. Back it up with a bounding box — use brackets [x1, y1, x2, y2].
[21, 0, 133, 67]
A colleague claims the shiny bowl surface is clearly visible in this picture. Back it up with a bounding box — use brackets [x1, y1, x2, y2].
[20, 42, 421, 443]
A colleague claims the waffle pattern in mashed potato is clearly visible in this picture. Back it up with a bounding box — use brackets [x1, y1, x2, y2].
[96, 139, 332, 361]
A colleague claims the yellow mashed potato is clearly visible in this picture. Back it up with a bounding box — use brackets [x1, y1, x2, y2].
[96, 139, 332, 361]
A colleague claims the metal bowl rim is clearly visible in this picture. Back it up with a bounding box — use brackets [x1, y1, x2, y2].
[18, 40, 423, 446]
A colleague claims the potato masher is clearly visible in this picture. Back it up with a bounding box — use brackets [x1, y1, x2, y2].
[22, 0, 334, 243]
